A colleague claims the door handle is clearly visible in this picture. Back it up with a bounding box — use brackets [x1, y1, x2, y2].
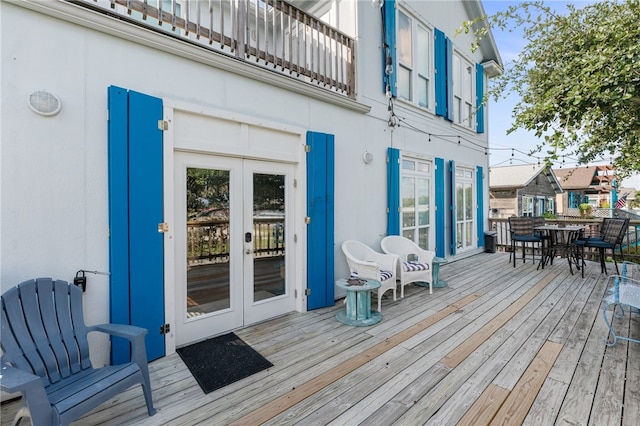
[245, 249, 252, 254]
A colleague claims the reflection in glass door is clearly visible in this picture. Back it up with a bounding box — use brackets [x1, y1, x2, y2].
[252, 173, 286, 303]
[186, 168, 231, 317]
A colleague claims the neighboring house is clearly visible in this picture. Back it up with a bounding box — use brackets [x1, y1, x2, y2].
[553, 165, 618, 215]
[1, 0, 501, 366]
[489, 164, 562, 218]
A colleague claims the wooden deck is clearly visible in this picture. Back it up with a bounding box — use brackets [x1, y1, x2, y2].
[3, 253, 639, 425]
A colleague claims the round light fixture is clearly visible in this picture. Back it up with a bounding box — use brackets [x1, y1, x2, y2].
[363, 151, 374, 164]
[28, 91, 61, 116]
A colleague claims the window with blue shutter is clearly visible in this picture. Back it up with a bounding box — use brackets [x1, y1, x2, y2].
[476, 63, 485, 133]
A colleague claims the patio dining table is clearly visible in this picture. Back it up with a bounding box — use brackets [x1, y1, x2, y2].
[536, 224, 586, 275]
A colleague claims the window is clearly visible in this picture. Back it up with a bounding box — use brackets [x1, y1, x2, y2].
[397, 9, 433, 109]
[535, 197, 546, 216]
[401, 158, 432, 250]
[455, 168, 474, 250]
[522, 196, 534, 217]
[452, 51, 474, 128]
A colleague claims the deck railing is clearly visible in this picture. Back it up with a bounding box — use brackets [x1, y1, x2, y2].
[488, 218, 640, 263]
[187, 217, 284, 265]
[71, 0, 355, 97]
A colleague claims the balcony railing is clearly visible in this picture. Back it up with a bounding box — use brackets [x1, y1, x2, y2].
[71, 0, 355, 97]
[187, 217, 284, 265]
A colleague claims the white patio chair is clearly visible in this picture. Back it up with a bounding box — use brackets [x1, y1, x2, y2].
[380, 235, 435, 297]
[341, 240, 398, 312]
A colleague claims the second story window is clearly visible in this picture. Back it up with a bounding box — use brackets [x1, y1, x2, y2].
[397, 9, 433, 109]
[452, 52, 475, 129]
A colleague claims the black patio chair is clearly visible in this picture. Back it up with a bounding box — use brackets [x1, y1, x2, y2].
[574, 217, 629, 278]
[508, 217, 545, 267]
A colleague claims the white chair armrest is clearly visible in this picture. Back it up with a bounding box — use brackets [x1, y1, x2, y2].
[416, 249, 436, 266]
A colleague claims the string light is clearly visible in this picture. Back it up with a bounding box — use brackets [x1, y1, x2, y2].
[384, 111, 606, 169]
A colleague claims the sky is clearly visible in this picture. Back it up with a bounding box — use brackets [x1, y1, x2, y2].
[481, 0, 640, 189]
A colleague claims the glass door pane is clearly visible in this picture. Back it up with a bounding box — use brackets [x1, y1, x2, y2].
[186, 167, 231, 316]
[252, 173, 286, 302]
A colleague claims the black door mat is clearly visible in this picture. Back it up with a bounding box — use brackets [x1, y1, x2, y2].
[177, 332, 273, 394]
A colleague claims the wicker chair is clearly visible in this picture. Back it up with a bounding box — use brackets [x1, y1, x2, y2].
[380, 235, 435, 297]
[341, 240, 398, 312]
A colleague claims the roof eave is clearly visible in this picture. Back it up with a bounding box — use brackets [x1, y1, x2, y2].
[462, 0, 504, 72]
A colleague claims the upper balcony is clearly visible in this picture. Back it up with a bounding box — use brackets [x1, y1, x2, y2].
[70, 0, 355, 98]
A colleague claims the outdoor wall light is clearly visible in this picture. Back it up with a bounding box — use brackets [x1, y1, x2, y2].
[363, 151, 374, 164]
[372, 0, 384, 8]
[28, 90, 61, 116]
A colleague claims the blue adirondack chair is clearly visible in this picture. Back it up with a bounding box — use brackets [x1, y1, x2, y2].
[1, 278, 156, 425]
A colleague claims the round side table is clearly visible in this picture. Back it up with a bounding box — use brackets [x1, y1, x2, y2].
[335, 278, 382, 326]
[432, 257, 448, 288]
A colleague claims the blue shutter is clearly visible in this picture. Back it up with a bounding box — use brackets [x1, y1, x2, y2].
[107, 86, 130, 364]
[387, 147, 401, 235]
[128, 91, 165, 362]
[382, 0, 397, 98]
[434, 29, 447, 117]
[475, 63, 485, 133]
[477, 166, 484, 247]
[449, 160, 457, 255]
[108, 86, 165, 364]
[306, 131, 335, 310]
[435, 158, 445, 257]
[445, 37, 454, 122]
[435, 28, 453, 121]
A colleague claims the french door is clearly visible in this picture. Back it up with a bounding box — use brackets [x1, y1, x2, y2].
[455, 168, 475, 251]
[174, 152, 294, 346]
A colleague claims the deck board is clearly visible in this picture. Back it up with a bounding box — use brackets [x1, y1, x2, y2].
[2, 253, 639, 426]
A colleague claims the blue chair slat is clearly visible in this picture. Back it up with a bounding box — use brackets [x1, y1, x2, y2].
[67, 280, 93, 370]
[48, 363, 139, 409]
[53, 280, 86, 374]
[2, 286, 52, 384]
[1, 278, 156, 425]
[37, 279, 74, 379]
[0, 300, 39, 376]
[20, 279, 66, 385]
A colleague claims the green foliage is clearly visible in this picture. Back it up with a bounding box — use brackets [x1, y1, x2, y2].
[632, 190, 640, 209]
[579, 203, 592, 218]
[542, 211, 556, 219]
[464, 1, 640, 177]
